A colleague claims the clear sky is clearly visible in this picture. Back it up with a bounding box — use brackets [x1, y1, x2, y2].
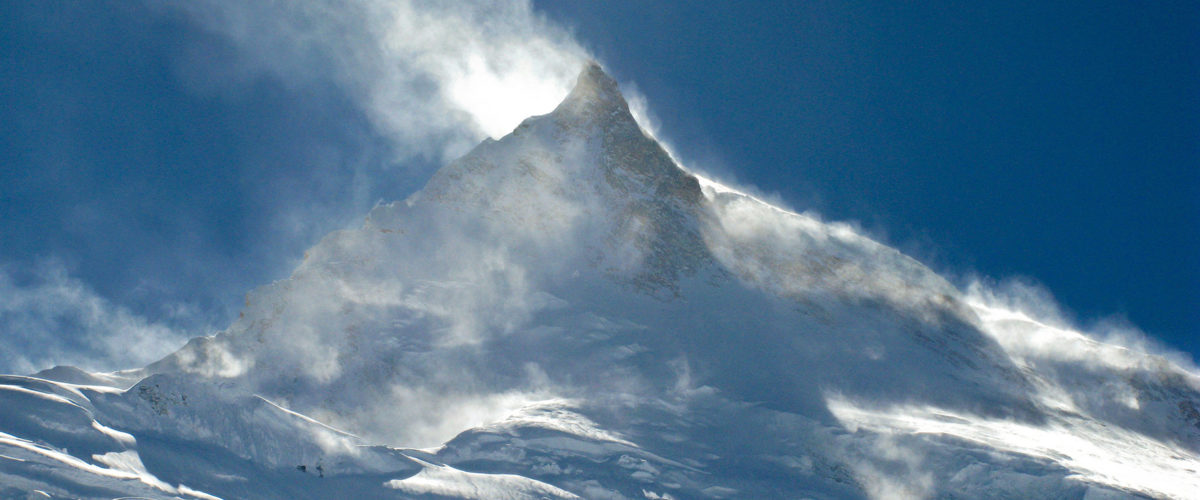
[1, 1, 1197, 371]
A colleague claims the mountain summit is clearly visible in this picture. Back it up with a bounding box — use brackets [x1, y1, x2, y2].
[3, 64, 1199, 500]
[556, 62, 630, 117]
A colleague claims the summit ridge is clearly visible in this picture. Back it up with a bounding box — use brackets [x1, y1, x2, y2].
[553, 61, 630, 119]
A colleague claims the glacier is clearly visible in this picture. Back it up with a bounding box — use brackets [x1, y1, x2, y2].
[1, 63, 1197, 500]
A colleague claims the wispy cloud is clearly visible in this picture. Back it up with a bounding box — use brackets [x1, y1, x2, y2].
[167, 0, 589, 163]
[0, 260, 191, 374]
[965, 277, 1198, 373]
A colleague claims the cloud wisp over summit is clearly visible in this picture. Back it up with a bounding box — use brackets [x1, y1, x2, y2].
[170, 0, 589, 161]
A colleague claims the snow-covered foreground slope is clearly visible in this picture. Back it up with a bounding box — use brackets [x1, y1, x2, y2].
[3, 64, 1198, 499]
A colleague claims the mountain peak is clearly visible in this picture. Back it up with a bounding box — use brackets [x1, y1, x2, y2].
[553, 62, 630, 119]
[576, 61, 621, 95]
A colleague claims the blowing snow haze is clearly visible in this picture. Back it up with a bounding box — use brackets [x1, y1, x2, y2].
[1, 63, 1198, 500]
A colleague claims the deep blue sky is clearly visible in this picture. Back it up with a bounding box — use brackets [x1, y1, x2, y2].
[1, 1, 1197, 367]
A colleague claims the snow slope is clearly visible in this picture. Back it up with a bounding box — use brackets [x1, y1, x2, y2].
[2, 64, 1198, 499]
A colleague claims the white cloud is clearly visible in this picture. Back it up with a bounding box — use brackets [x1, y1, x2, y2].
[0, 260, 190, 374]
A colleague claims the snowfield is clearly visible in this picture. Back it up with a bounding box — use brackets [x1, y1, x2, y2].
[2, 64, 1197, 499]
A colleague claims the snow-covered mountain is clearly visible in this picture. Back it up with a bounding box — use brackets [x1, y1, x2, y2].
[3, 64, 1198, 500]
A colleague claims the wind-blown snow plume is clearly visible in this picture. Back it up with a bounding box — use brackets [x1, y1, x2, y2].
[0, 260, 190, 374]
[167, 0, 588, 162]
